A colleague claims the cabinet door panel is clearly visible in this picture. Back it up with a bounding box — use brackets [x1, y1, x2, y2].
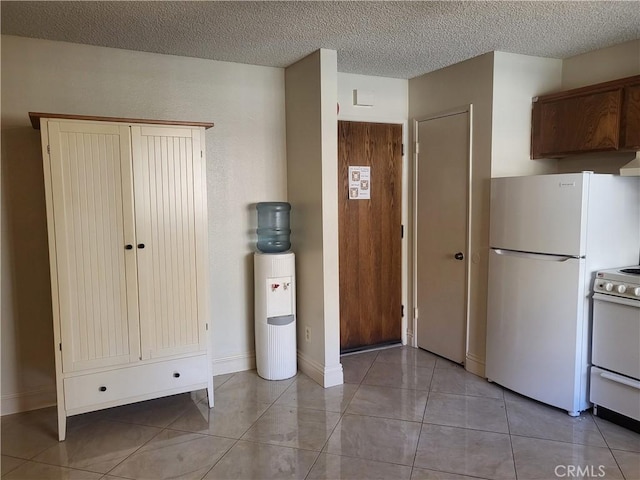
[132, 126, 207, 359]
[536, 89, 621, 156]
[623, 84, 640, 149]
[48, 121, 140, 372]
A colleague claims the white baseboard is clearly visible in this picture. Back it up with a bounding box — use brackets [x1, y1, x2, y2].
[1, 385, 57, 416]
[297, 351, 344, 387]
[212, 352, 256, 376]
[465, 352, 486, 377]
[406, 330, 415, 347]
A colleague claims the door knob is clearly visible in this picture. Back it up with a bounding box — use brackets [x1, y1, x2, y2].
[454, 252, 464, 260]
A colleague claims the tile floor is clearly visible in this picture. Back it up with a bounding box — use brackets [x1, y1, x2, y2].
[2, 346, 639, 479]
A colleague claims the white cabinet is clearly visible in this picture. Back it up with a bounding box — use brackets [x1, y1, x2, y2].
[32, 113, 214, 441]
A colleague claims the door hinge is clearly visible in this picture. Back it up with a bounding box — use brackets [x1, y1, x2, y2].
[414, 307, 419, 319]
[47, 145, 51, 154]
[59, 343, 62, 351]
[401, 225, 404, 238]
[201, 150, 203, 158]
[401, 144, 404, 156]
[415, 142, 419, 154]
[401, 305, 405, 317]
[206, 323, 209, 331]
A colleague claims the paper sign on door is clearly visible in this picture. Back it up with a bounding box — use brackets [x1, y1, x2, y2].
[348, 166, 371, 199]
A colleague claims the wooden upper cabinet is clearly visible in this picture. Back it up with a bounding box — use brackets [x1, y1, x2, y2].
[531, 75, 640, 159]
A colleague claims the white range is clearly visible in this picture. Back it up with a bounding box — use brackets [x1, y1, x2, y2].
[591, 266, 640, 425]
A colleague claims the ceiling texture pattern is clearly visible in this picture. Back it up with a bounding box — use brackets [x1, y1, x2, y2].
[2, 1, 639, 79]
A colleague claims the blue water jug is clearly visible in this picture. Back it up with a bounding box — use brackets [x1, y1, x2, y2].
[256, 202, 291, 253]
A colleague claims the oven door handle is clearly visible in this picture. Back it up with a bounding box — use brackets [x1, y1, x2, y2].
[593, 292, 640, 307]
[599, 371, 640, 390]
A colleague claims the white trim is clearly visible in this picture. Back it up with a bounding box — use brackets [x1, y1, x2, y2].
[406, 329, 416, 348]
[465, 352, 485, 377]
[1, 386, 57, 416]
[212, 352, 256, 376]
[464, 105, 474, 367]
[297, 351, 344, 387]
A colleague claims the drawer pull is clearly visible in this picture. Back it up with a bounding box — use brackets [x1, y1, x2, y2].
[173, 372, 181, 378]
[99, 386, 107, 392]
[600, 371, 640, 390]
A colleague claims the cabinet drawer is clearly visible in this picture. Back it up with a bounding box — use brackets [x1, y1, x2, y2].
[590, 367, 640, 421]
[64, 355, 208, 411]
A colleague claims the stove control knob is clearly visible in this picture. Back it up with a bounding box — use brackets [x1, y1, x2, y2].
[603, 282, 613, 292]
[616, 284, 627, 294]
[633, 287, 640, 297]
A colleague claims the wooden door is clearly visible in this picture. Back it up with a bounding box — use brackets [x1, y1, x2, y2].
[131, 126, 208, 359]
[338, 121, 402, 352]
[47, 121, 140, 372]
[415, 112, 469, 364]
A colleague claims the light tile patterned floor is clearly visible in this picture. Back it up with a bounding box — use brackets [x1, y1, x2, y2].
[2, 346, 639, 479]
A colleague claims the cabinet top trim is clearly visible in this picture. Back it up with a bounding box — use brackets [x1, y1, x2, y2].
[29, 112, 214, 130]
[533, 74, 640, 104]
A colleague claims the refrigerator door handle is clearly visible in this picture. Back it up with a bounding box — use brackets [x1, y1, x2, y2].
[492, 249, 581, 262]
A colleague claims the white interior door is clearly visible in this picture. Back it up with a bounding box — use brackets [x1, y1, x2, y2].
[415, 111, 469, 364]
[48, 121, 140, 372]
[131, 126, 208, 359]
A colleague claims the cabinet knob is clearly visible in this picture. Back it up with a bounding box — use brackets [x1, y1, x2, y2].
[173, 372, 181, 378]
[137, 243, 145, 249]
[99, 386, 107, 392]
[125, 244, 133, 250]
[454, 252, 464, 260]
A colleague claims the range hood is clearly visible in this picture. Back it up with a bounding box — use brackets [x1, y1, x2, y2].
[620, 151, 640, 176]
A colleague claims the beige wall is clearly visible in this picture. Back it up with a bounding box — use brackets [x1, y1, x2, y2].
[285, 49, 342, 387]
[337, 73, 408, 124]
[491, 52, 561, 177]
[557, 40, 640, 174]
[409, 53, 494, 375]
[1, 35, 287, 413]
[562, 39, 640, 90]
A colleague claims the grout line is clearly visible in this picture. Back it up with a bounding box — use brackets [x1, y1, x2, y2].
[102, 425, 166, 476]
[302, 450, 323, 480]
[507, 432, 618, 448]
[197, 437, 240, 480]
[590, 413, 630, 479]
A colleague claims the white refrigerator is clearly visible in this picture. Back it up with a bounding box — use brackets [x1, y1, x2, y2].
[486, 172, 640, 416]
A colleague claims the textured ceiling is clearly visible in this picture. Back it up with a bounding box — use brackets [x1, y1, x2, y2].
[2, 1, 639, 79]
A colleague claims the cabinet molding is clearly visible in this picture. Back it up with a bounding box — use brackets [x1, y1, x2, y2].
[531, 75, 640, 159]
[36, 114, 214, 441]
[29, 111, 214, 130]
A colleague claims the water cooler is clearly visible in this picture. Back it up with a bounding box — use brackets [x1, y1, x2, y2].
[254, 202, 297, 380]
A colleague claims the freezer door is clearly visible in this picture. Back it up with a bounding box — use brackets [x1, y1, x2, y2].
[486, 248, 589, 414]
[490, 173, 588, 256]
